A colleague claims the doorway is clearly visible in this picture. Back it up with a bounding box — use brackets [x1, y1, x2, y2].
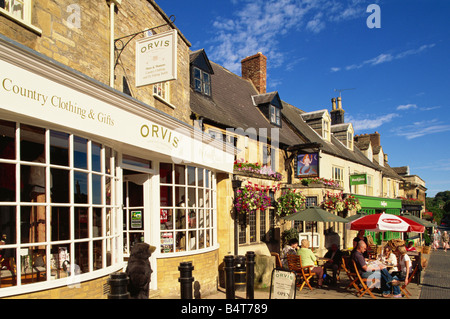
[122, 169, 151, 256]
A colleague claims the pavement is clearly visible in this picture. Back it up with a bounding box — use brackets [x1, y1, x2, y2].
[203, 248, 450, 300]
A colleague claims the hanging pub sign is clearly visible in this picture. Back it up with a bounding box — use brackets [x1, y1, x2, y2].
[350, 173, 367, 185]
[296, 152, 319, 178]
[135, 29, 177, 87]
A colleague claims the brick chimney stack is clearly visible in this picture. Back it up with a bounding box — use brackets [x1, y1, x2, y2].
[369, 131, 380, 148]
[241, 52, 267, 94]
[330, 97, 345, 125]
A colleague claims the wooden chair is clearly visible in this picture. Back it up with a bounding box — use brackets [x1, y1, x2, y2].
[271, 252, 283, 269]
[286, 254, 316, 291]
[341, 256, 360, 292]
[352, 259, 378, 299]
[400, 260, 421, 298]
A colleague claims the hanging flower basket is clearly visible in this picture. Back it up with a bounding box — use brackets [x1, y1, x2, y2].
[275, 189, 306, 217]
[344, 195, 362, 211]
[234, 184, 271, 216]
[321, 191, 345, 212]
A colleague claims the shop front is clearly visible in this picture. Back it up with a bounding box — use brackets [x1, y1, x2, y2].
[352, 194, 402, 245]
[0, 36, 233, 298]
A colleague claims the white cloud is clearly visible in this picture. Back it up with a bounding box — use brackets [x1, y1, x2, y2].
[392, 119, 450, 140]
[396, 104, 417, 111]
[334, 43, 436, 72]
[347, 113, 399, 131]
[207, 0, 368, 74]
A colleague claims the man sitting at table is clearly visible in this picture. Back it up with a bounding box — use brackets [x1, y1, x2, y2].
[352, 240, 402, 298]
[323, 244, 343, 285]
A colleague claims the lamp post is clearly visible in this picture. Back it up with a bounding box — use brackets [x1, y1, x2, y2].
[232, 178, 243, 256]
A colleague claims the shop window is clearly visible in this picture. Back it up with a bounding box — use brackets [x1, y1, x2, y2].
[159, 163, 216, 254]
[0, 120, 119, 290]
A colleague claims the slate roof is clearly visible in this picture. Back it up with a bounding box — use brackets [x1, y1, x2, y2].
[189, 52, 300, 147]
[281, 101, 380, 171]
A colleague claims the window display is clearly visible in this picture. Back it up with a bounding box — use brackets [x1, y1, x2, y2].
[159, 163, 216, 253]
[0, 120, 119, 289]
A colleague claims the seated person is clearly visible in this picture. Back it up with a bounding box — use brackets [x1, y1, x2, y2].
[406, 241, 417, 252]
[298, 239, 323, 288]
[379, 245, 398, 274]
[323, 244, 343, 284]
[281, 238, 299, 269]
[352, 240, 401, 298]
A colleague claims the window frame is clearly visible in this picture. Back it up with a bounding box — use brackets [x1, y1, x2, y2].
[0, 120, 121, 294]
[193, 67, 211, 96]
[269, 104, 281, 126]
[0, 0, 42, 35]
[332, 166, 344, 188]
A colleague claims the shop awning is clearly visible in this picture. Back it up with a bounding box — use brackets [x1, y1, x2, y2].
[352, 195, 402, 210]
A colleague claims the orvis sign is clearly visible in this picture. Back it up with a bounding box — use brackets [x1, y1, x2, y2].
[135, 30, 177, 87]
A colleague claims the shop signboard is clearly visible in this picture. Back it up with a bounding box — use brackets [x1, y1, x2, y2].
[135, 30, 177, 87]
[0, 41, 234, 173]
[296, 152, 319, 178]
[353, 195, 402, 209]
[269, 269, 297, 299]
[350, 173, 367, 185]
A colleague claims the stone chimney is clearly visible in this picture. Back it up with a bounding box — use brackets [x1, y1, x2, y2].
[369, 131, 380, 148]
[241, 52, 267, 94]
[330, 97, 345, 125]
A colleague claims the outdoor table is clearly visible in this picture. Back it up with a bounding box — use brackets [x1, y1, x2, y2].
[316, 257, 332, 267]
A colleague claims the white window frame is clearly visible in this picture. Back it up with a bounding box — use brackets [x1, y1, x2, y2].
[0, 0, 42, 35]
[153, 81, 176, 109]
[332, 166, 344, 188]
[0, 120, 121, 297]
[193, 67, 211, 96]
[323, 119, 330, 141]
[269, 105, 281, 126]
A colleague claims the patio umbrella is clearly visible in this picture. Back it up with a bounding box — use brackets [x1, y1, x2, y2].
[402, 213, 436, 228]
[282, 206, 348, 248]
[345, 211, 367, 222]
[346, 212, 425, 233]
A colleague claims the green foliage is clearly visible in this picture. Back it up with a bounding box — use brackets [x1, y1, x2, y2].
[426, 190, 450, 225]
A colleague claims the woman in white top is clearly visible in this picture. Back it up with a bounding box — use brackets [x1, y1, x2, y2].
[397, 245, 412, 284]
[379, 246, 398, 273]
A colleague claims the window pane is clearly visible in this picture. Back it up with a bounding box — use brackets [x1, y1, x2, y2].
[20, 124, 45, 162]
[0, 248, 16, 288]
[0, 206, 16, 244]
[160, 185, 172, 206]
[93, 240, 103, 270]
[176, 231, 186, 252]
[74, 207, 88, 239]
[21, 246, 47, 285]
[92, 174, 102, 205]
[20, 206, 46, 245]
[50, 244, 71, 279]
[92, 142, 101, 172]
[197, 168, 203, 187]
[188, 231, 196, 250]
[105, 147, 113, 175]
[161, 232, 173, 253]
[74, 171, 88, 204]
[187, 166, 195, 186]
[160, 209, 173, 230]
[51, 168, 69, 203]
[175, 186, 185, 207]
[75, 241, 89, 273]
[93, 207, 102, 237]
[174, 164, 185, 184]
[51, 207, 70, 241]
[74, 136, 87, 169]
[175, 208, 186, 230]
[0, 119, 15, 160]
[160, 163, 172, 183]
[0, 163, 15, 201]
[50, 131, 69, 166]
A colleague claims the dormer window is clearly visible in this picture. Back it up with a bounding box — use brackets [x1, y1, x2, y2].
[347, 131, 353, 149]
[323, 118, 330, 141]
[270, 105, 281, 126]
[194, 67, 211, 96]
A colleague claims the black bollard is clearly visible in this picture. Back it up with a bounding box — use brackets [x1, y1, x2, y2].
[224, 255, 235, 299]
[246, 251, 255, 299]
[234, 255, 246, 292]
[108, 272, 130, 299]
[178, 261, 194, 299]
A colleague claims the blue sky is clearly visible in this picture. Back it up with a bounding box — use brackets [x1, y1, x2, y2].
[157, 0, 450, 198]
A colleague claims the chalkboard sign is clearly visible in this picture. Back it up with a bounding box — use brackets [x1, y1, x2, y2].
[269, 268, 297, 299]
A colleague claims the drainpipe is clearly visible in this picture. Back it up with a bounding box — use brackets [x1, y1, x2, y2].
[108, 0, 121, 88]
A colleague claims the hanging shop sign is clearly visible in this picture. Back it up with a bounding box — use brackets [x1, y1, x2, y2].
[135, 29, 177, 87]
[350, 174, 367, 185]
[296, 152, 319, 178]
